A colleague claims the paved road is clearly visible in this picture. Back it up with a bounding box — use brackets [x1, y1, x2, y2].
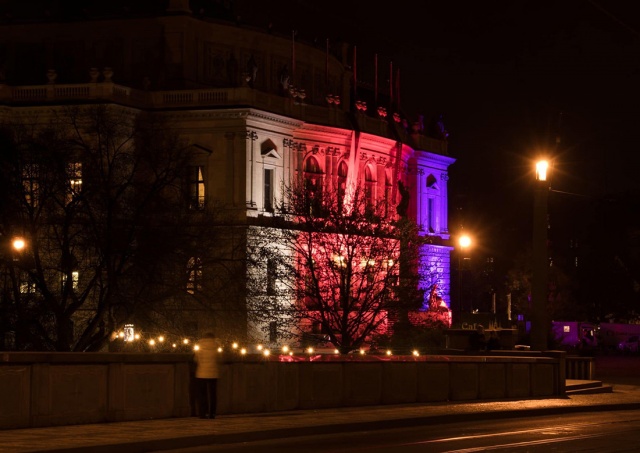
[154, 410, 640, 452]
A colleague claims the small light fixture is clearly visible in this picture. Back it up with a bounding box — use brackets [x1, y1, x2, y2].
[536, 160, 549, 181]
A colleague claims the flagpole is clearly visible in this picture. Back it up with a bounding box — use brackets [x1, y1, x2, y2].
[396, 67, 400, 112]
[374, 53, 378, 106]
[325, 38, 329, 86]
[291, 30, 296, 85]
[353, 45, 357, 98]
[389, 61, 393, 108]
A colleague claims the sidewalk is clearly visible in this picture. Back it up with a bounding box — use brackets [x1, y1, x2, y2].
[5, 381, 640, 453]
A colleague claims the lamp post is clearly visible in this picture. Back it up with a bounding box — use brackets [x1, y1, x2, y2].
[1, 236, 28, 349]
[458, 234, 471, 321]
[531, 160, 549, 351]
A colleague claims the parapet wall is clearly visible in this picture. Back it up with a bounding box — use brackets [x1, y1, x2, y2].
[0, 352, 566, 429]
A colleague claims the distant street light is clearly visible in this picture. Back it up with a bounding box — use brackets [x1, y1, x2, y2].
[531, 159, 550, 351]
[458, 234, 472, 321]
[12, 237, 26, 252]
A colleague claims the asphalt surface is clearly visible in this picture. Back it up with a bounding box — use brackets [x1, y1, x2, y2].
[4, 355, 640, 453]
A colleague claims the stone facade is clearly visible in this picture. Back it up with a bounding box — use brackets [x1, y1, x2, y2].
[0, 3, 455, 348]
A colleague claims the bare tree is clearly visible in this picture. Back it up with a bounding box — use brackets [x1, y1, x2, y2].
[248, 181, 442, 354]
[0, 105, 237, 351]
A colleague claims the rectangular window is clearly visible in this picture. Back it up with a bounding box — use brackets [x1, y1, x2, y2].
[264, 168, 274, 212]
[188, 166, 205, 210]
[67, 162, 82, 204]
[266, 258, 276, 295]
[22, 163, 39, 207]
[20, 278, 36, 294]
[187, 257, 203, 294]
[61, 270, 79, 291]
[427, 198, 435, 232]
[269, 321, 277, 343]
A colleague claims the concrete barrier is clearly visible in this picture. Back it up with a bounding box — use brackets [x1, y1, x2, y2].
[0, 351, 565, 429]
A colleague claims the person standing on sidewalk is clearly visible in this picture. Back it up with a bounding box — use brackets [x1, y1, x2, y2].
[194, 332, 221, 419]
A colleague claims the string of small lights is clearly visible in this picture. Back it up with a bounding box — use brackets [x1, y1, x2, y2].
[110, 327, 425, 359]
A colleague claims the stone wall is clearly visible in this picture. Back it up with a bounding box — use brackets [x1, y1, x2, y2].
[0, 352, 566, 429]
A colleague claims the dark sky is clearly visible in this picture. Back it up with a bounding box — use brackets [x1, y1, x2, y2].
[237, 0, 640, 257]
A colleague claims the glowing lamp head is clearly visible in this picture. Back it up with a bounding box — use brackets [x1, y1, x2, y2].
[536, 160, 549, 181]
[459, 235, 471, 249]
[12, 237, 26, 251]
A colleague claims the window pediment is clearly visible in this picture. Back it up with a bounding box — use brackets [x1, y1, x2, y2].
[261, 140, 281, 159]
[191, 143, 213, 155]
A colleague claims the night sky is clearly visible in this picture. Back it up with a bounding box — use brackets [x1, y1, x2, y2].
[237, 0, 640, 258]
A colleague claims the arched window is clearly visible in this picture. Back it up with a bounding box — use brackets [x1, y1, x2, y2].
[364, 165, 375, 210]
[337, 161, 348, 211]
[304, 156, 323, 215]
[426, 174, 438, 232]
[305, 156, 321, 174]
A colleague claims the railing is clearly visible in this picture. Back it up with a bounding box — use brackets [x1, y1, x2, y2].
[0, 81, 448, 155]
[565, 356, 594, 379]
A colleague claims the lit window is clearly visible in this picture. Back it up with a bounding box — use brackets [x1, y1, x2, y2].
[187, 257, 203, 294]
[264, 168, 274, 212]
[188, 166, 205, 210]
[67, 162, 82, 204]
[20, 278, 36, 294]
[62, 271, 79, 291]
[22, 163, 39, 207]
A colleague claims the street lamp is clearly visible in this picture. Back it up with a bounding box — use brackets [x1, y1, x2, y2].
[12, 237, 26, 252]
[531, 160, 549, 351]
[458, 234, 471, 321]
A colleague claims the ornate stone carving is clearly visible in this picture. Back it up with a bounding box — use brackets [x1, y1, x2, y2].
[89, 67, 99, 82]
[102, 67, 113, 82]
[46, 69, 57, 84]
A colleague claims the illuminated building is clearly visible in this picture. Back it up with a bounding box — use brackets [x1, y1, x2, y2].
[0, 1, 454, 349]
